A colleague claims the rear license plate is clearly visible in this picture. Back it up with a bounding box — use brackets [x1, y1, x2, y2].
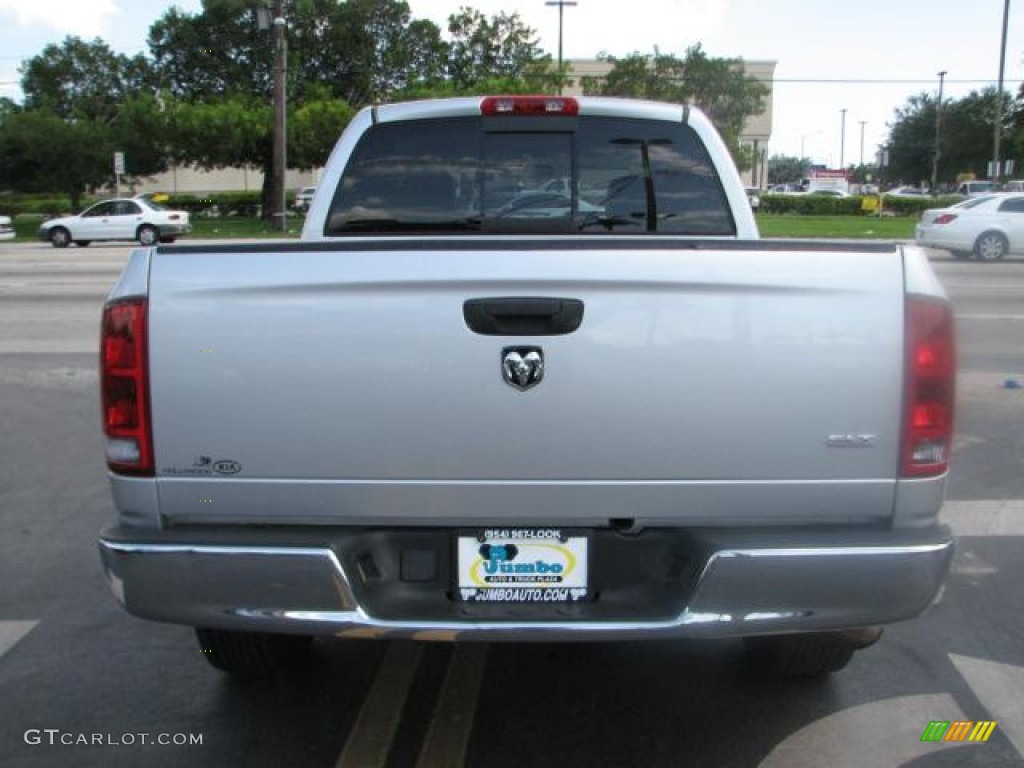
[456, 528, 588, 603]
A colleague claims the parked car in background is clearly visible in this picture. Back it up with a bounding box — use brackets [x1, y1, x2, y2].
[885, 186, 929, 198]
[744, 187, 761, 210]
[294, 186, 317, 212]
[767, 183, 802, 194]
[1002, 180, 1024, 193]
[808, 188, 850, 198]
[915, 193, 1024, 260]
[955, 180, 996, 198]
[0, 215, 14, 241]
[38, 198, 191, 248]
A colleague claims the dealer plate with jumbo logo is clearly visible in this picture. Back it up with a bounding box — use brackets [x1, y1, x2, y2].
[456, 528, 588, 603]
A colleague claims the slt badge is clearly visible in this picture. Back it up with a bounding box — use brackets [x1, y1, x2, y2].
[502, 347, 544, 391]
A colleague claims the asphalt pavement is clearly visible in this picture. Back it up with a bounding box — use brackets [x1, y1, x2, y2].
[0, 240, 1021, 767]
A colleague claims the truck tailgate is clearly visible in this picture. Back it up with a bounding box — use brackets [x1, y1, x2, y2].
[148, 240, 905, 527]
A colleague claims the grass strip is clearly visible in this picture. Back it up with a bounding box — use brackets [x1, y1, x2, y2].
[755, 214, 917, 240]
[9, 213, 920, 242]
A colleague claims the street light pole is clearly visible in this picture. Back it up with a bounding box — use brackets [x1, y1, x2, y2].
[545, 0, 577, 94]
[991, 0, 1010, 181]
[839, 108, 847, 169]
[858, 121, 866, 166]
[272, 0, 288, 232]
[931, 70, 947, 194]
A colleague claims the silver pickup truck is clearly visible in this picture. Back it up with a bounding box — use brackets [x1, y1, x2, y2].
[98, 96, 955, 677]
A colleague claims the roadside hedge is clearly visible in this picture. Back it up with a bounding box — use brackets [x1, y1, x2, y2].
[0, 190, 293, 218]
[760, 193, 963, 217]
[161, 192, 268, 217]
[760, 194, 863, 215]
[0, 195, 79, 217]
[879, 195, 962, 216]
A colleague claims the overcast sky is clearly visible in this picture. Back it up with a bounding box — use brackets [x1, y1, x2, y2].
[2, 0, 1022, 167]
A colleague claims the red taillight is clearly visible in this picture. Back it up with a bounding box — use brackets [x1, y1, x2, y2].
[481, 95, 579, 116]
[901, 297, 955, 477]
[933, 213, 957, 225]
[101, 299, 153, 475]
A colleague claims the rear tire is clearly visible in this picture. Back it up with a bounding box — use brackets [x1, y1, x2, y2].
[158, 236, 176, 244]
[743, 631, 867, 677]
[49, 227, 70, 248]
[973, 231, 1008, 261]
[195, 628, 314, 676]
[137, 225, 159, 246]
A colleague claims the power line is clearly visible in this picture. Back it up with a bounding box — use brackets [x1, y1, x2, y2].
[772, 78, 1023, 85]
[0, 45, 148, 62]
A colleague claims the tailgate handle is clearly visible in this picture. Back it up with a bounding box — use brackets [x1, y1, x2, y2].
[463, 297, 584, 336]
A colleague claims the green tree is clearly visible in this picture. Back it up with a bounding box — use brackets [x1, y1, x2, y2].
[885, 94, 934, 185]
[20, 36, 153, 124]
[0, 109, 113, 208]
[767, 154, 807, 185]
[444, 7, 554, 91]
[161, 94, 355, 187]
[163, 97, 272, 173]
[6, 37, 169, 200]
[290, 93, 357, 170]
[941, 89, 1016, 180]
[580, 46, 767, 170]
[886, 88, 1021, 185]
[147, 0, 447, 215]
[147, 3, 270, 102]
[148, 0, 450, 106]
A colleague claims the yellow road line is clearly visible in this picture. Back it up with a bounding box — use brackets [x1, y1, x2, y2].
[335, 640, 424, 768]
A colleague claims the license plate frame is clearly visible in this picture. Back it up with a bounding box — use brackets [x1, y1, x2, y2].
[455, 527, 589, 603]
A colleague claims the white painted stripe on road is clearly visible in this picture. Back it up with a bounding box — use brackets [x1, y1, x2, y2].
[0, 342, 96, 355]
[759, 694, 969, 767]
[942, 500, 1024, 536]
[335, 640, 423, 768]
[957, 314, 1024, 321]
[950, 654, 1024, 758]
[415, 644, 488, 768]
[950, 549, 998, 576]
[0, 620, 38, 659]
[952, 435, 986, 452]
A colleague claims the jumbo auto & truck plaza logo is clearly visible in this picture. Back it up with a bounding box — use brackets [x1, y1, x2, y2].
[921, 720, 998, 743]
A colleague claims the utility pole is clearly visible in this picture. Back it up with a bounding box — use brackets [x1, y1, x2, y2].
[931, 70, 947, 194]
[839, 108, 847, 169]
[545, 0, 577, 94]
[858, 121, 866, 167]
[991, 0, 1010, 181]
[272, 0, 288, 232]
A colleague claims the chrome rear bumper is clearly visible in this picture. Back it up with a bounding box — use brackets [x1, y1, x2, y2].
[98, 526, 953, 641]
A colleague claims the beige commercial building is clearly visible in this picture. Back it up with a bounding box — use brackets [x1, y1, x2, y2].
[134, 165, 318, 198]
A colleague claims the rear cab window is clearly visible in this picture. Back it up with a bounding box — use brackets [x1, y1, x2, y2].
[325, 114, 735, 237]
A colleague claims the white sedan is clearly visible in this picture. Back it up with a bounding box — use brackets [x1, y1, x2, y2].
[38, 197, 191, 248]
[915, 193, 1024, 260]
[0, 215, 14, 241]
[885, 186, 930, 198]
